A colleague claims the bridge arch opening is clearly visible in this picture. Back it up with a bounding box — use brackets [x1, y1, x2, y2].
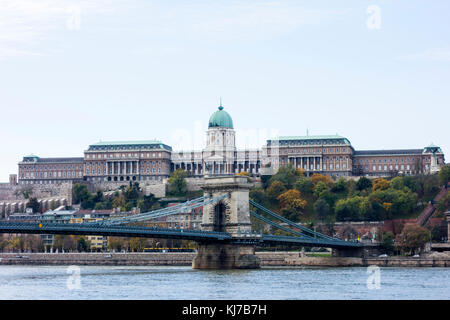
[213, 202, 226, 232]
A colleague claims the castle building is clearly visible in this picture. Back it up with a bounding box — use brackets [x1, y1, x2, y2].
[170, 103, 262, 176]
[263, 136, 445, 178]
[352, 144, 445, 177]
[83, 140, 172, 183]
[18, 155, 84, 185]
[262, 135, 354, 177]
[16, 104, 446, 185]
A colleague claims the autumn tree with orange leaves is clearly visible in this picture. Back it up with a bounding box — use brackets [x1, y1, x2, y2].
[276, 189, 307, 221]
[310, 173, 334, 187]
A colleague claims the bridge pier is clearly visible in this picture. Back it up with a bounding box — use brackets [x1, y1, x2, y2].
[332, 247, 365, 258]
[193, 176, 260, 269]
[192, 243, 260, 269]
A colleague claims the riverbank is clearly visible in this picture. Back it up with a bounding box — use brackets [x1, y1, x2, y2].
[1, 252, 449, 267]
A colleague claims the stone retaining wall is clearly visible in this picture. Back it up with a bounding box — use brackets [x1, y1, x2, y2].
[0, 182, 73, 202]
[0, 253, 195, 266]
[1, 252, 449, 267]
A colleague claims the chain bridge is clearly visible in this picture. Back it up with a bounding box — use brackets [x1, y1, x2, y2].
[0, 176, 362, 269]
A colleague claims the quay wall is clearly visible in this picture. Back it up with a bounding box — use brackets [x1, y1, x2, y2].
[0, 252, 449, 267]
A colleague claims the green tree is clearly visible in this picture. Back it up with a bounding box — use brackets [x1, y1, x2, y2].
[50, 200, 58, 210]
[395, 224, 431, 255]
[436, 191, 450, 214]
[112, 195, 126, 211]
[124, 202, 134, 212]
[124, 182, 140, 201]
[138, 194, 158, 213]
[331, 178, 347, 193]
[314, 198, 331, 221]
[108, 237, 126, 252]
[430, 226, 441, 242]
[313, 181, 329, 198]
[94, 202, 106, 210]
[402, 176, 419, 193]
[294, 177, 313, 195]
[335, 196, 364, 221]
[358, 197, 374, 220]
[127, 238, 148, 252]
[356, 177, 372, 191]
[73, 184, 91, 204]
[54, 235, 76, 252]
[26, 197, 40, 214]
[80, 195, 95, 210]
[268, 163, 299, 189]
[369, 188, 417, 218]
[381, 232, 395, 254]
[76, 237, 90, 252]
[92, 190, 104, 203]
[266, 181, 287, 203]
[390, 177, 404, 190]
[280, 207, 299, 222]
[167, 169, 188, 196]
[249, 187, 267, 206]
[439, 164, 450, 185]
[9, 237, 23, 252]
[423, 175, 440, 198]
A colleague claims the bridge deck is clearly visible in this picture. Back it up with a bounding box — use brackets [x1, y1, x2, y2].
[0, 222, 231, 242]
[0, 222, 362, 249]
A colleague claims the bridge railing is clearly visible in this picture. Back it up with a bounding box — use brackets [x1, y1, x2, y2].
[0, 221, 232, 238]
[87, 193, 229, 226]
[249, 200, 346, 242]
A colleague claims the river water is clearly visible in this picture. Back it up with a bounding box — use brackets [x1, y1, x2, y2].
[0, 266, 449, 300]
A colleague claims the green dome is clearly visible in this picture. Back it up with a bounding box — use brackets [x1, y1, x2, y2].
[208, 105, 233, 129]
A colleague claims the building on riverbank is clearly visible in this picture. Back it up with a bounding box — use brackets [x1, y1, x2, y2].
[14, 103, 445, 187]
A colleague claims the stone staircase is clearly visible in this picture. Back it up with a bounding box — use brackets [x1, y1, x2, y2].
[416, 185, 448, 226]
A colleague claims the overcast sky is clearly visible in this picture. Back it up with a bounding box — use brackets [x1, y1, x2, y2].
[1, 0, 449, 181]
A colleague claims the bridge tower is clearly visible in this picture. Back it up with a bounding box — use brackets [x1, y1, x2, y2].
[192, 175, 261, 269]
